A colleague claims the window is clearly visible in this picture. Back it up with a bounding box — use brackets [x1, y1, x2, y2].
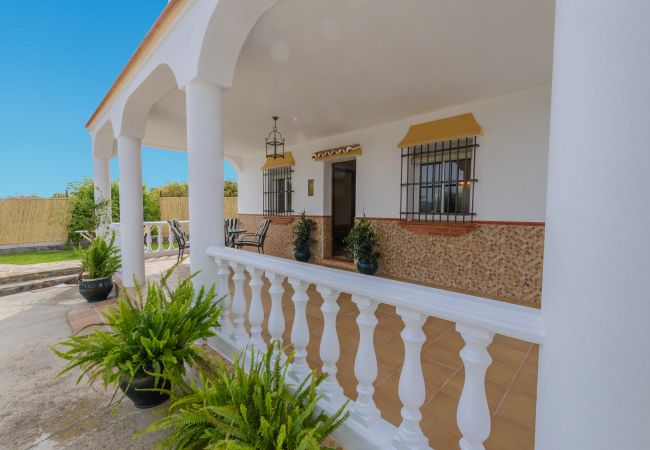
[400, 137, 478, 222]
[263, 166, 293, 216]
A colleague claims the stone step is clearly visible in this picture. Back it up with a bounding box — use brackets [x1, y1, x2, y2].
[0, 274, 79, 297]
[0, 266, 81, 286]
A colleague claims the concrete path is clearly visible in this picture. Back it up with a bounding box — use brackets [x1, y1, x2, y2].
[0, 284, 166, 449]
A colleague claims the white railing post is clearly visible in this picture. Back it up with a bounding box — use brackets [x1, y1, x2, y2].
[394, 307, 429, 450]
[230, 262, 248, 349]
[456, 323, 495, 450]
[246, 265, 265, 352]
[266, 271, 286, 346]
[167, 223, 175, 252]
[288, 277, 310, 380]
[352, 295, 380, 426]
[214, 257, 233, 337]
[156, 223, 163, 253]
[317, 285, 345, 405]
[144, 224, 152, 254]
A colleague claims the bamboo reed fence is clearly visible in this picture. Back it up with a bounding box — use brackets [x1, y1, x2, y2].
[159, 196, 237, 220]
[0, 198, 72, 245]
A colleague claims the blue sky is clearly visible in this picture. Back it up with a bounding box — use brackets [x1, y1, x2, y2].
[0, 1, 236, 197]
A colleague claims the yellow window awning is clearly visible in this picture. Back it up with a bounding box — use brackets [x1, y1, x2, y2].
[397, 113, 483, 148]
[312, 144, 362, 161]
[261, 151, 295, 170]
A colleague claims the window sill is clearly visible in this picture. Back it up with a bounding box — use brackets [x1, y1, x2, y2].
[264, 216, 294, 225]
[398, 220, 478, 237]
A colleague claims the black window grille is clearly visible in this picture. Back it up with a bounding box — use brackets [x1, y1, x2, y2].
[263, 166, 293, 216]
[400, 137, 478, 222]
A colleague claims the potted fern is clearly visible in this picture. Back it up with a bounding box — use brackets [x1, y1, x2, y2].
[343, 214, 380, 275]
[52, 265, 222, 409]
[77, 234, 121, 302]
[138, 342, 348, 448]
[293, 210, 317, 262]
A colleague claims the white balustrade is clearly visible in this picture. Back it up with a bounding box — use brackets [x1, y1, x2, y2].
[205, 246, 545, 450]
[288, 277, 310, 380]
[317, 285, 345, 405]
[394, 307, 428, 449]
[215, 257, 233, 336]
[107, 220, 188, 258]
[456, 323, 495, 450]
[246, 265, 265, 352]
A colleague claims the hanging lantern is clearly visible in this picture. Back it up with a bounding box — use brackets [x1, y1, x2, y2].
[265, 116, 285, 159]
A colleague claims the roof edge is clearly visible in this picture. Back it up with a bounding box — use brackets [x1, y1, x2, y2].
[85, 0, 187, 131]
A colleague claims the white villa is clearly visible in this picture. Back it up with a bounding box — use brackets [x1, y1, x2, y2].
[86, 1, 649, 449]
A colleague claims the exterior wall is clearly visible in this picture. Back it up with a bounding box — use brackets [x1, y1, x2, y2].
[236, 86, 551, 305]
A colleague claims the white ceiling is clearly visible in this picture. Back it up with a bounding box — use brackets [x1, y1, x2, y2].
[144, 0, 555, 155]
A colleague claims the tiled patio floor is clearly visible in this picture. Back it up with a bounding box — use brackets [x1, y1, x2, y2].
[72, 257, 538, 450]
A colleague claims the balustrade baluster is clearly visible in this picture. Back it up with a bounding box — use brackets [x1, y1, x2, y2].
[266, 271, 286, 345]
[230, 262, 248, 349]
[214, 257, 232, 337]
[144, 224, 152, 254]
[156, 224, 163, 253]
[394, 307, 429, 449]
[316, 285, 344, 405]
[288, 278, 310, 380]
[456, 323, 494, 450]
[246, 266, 265, 352]
[352, 295, 380, 426]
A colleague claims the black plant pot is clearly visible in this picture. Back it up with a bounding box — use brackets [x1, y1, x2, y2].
[357, 259, 378, 275]
[294, 247, 311, 262]
[78, 276, 113, 302]
[119, 369, 170, 409]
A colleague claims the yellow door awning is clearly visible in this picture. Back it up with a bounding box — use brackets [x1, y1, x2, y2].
[312, 144, 362, 161]
[261, 151, 295, 170]
[397, 113, 483, 148]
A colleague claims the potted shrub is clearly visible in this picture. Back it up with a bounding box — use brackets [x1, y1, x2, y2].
[343, 214, 380, 275]
[293, 210, 317, 262]
[76, 234, 121, 302]
[52, 265, 222, 409]
[137, 342, 349, 448]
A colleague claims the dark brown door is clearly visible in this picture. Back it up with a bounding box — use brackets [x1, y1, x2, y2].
[331, 159, 356, 257]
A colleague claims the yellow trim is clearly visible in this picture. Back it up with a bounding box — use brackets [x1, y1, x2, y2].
[312, 144, 362, 161]
[261, 152, 295, 170]
[397, 113, 483, 148]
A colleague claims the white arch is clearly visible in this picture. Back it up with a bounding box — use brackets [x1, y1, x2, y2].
[118, 63, 180, 139]
[92, 119, 116, 159]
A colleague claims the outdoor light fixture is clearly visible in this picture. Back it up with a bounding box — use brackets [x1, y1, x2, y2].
[265, 116, 285, 159]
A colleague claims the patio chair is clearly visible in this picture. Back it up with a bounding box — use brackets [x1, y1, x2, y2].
[168, 220, 190, 263]
[224, 217, 240, 247]
[235, 219, 270, 254]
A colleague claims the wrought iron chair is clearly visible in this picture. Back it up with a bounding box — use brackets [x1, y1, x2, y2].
[224, 217, 240, 247]
[235, 219, 271, 254]
[168, 220, 190, 263]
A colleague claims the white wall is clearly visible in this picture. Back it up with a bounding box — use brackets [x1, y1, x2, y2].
[238, 85, 551, 222]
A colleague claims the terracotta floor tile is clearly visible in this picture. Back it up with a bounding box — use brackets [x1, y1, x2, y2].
[485, 416, 535, 450]
[495, 391, 537, 429]
[486, 361, 519, 390]
[435, 330, 465, 352]
[509, 371, 538, 398]
[424, 316, 455, 341]
[421, 423, 460, 450]
[493, 334, 533, 353]
[422, 342, 463, 370]
[489, 343, 528, 368]
[421, 391, 461, 436]
[520, 351, 539, 375]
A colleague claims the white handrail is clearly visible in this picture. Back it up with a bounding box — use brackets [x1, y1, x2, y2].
[206, 246, 544, 343]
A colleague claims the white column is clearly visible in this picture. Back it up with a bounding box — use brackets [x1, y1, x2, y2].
[317, 285, 344, 405]
[352, 295, 380, 426]
[456, 323, 493, 450]
[230, 262, 248, 349]
[92, 156, 111, 234]
[246, 265, 265, 352]
[394, 307, 428, 450]
[288, 278, 310, 380]
[117, 136, 144, 287]
[186, 79, 224, 290]
[537, 2, 650, 449]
